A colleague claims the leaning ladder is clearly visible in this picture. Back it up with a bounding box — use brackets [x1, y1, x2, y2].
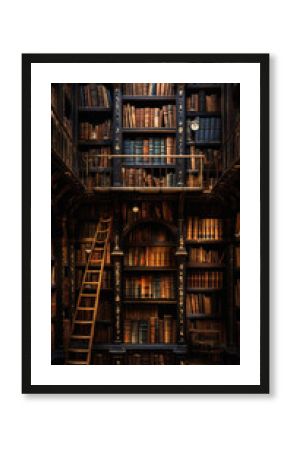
[65, 216, 112, 365]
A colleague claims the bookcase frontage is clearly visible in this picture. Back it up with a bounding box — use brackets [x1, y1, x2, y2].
[51, 83, 240, 365]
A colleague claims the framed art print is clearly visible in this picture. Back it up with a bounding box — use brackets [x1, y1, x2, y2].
[22, 53, 269, 394]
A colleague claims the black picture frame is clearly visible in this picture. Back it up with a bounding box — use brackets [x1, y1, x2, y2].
[22, 53, 269, 394]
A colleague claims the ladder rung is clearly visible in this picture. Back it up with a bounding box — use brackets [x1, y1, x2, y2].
[86, 270, 101, 273]
[83, 281, 99, 284]
[80, 293, 96, 297]
[90, 260, 103, 264]
[74, 320, 94, 324]
[71, 335, 91, 339]
[77, 307, 95, 311]
[100, 218, 112, 222]
[68, 348, 89, 353]
[66, 360, 88, 365]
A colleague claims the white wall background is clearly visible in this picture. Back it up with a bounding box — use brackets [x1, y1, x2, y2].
[0, 1, 286, 449]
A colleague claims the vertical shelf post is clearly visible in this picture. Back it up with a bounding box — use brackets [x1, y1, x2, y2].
[113, 84, 122, 187]
[175, 194, 187, 344]
[176, 83, 186, 187]
[111, 198, 124, 343]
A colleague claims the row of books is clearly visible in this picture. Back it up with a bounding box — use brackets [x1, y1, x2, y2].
[122, 201, 173, 224]
[127, 353, 172, 365]
[124, 276, 174, 299]
[79, 84, 111, 107]
[189, 320, 224, 347]
[127, 226, 170, 243]
[75, 242, 111, 265]
[79, 120, 112, 141]
[122, 168, 176, 187]
[81, 148, 111, 169]
[188, 247, 224, 264]
[85, 173, 111, 188]
[124, 316, 176, 344]
[123, 104, 176, 128]
[194, 118, 222, 143]
[186, 93, 220, 112]
[51, 114, 74, 169]
[186, 217, 223, 241]
[187, 272, 223, 289]
[123, 137, 176, 164]
[186, 293, 220, 315]
[124, 247, 174, 267]
[122, 83, 175, 96]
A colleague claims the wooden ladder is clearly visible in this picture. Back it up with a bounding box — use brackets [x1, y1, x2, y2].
[65, 216, 112, 365]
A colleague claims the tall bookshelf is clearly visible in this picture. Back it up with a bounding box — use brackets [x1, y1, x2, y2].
[51, 82, 240, 365]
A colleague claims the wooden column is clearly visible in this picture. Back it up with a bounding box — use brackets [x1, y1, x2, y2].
[111, 199, 123, 343]
[112, 84, 122, 187]
[175, 194, 187, 344]
[176, 83, 186, 187]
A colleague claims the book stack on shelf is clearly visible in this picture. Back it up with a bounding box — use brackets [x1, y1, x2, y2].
[186, 84, 223, 191]
[186, 215, 225, 356]
[123, 221, 177, 352]
[51, 84, 74, 171]
[80, 146, 111, 188]
[79, 84, 111, 108]
[124, 307, 176, 344]
[123, 104, 176, 128]
[79, 120, 112, 141]
[122, 200, 174, 225]
[123, 83, 175, 96]
[77, 84, 113, 189]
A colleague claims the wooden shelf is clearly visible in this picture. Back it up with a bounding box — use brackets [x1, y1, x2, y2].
[187, 263, 225, 269]
[75, 263, 113, 269]
[92, 343, 184, 351]
[187, 83, 222, 90]
[122, 163, 176, 169]
[123, 95, 176, 102]
[123, 300, 176, 305]
[186, 240, 225, 245]
[126, 242, 175, 247]
[123, 266, 176, 272]
[86, 167, 112, 173]
[78, 139, 112, 147]
[186, 141, 222, 147]
[122, 128, 176, 134]
[186, 111, 221, 117]
[78, 107, 111, 113]
[187, 314, 220, 320]
[187, 288, 223, 293]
